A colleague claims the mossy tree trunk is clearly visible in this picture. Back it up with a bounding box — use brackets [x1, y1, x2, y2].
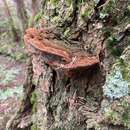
[7, 0, 130, 130]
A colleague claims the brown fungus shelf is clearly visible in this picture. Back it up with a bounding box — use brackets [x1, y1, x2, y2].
[24, 28, 99, 77]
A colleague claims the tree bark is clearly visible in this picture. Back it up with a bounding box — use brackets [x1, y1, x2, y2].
[13, 0, 28, 31]
[7, 0, 130, 130]
[29, 0, 41, 27]
[31, 0, 40, 16]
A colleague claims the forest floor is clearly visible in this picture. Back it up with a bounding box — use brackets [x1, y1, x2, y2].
[0, 54, 26, 130]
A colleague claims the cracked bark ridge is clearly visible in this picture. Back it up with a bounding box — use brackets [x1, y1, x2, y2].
[24, 28, 99, 77]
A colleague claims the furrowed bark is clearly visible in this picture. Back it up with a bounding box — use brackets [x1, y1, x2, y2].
[7, 0, 130, 130]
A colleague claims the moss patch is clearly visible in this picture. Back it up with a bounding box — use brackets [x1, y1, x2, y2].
[104, 98, 130, 128]
[31, 124, 40, 130]
[50, 0, 60, 6]
[81, 8, 94, 19]
[103, 47, 130, 128]
[51, 128, 66, 130]
[30, 91, 37, 113]
[107, 36, 123, 57]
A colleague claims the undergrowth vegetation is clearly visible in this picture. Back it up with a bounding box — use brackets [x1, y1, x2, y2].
[0, 64, 23, 100]
[0, 85, 23, 100]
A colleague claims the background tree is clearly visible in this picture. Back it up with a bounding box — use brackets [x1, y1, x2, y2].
[2, 0, 19, 42]
[31, 0, 39, 16]
[13, 0, 28, 31]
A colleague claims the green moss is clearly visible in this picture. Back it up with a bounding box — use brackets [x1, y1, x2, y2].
[104, 99, 130, 128]
[127, 5, 130, 12]
[66, 0, 72, 6]
[51, 16, 60, 24]
[63, 76, 69, 84]
[51, 128, 66, 130]
[81, 8, 94, 19]
[32, 78, 39, 86]
[30, 91, 37, 113]
[108, 36, 118, 47]
[121, 61, 130, 84]
[78, 0, 86, 4]
[50, 0, 60, 6]
[100, 0, 116, 15]
[99, 0, 119, 25]
[105, 109, 121, 124]
[115, 56, 130, 85]
[107, 36, 122, 57]
[31, 124, 40, 130]
[64, 28, 70, 37]
[111, 48, 122, 57]
[102, 27, 112, 38]
[128, 37, 130, 45]
[64, 4, 73, 20]
[103, 48, 130, 128]
[125, 4, 130, 16]
[122, 100, 130, 128]
[110, 56, 130, 91]
[122, 112, 130, 128]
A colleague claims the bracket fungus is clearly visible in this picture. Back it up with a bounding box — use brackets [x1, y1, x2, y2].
[24, 28, 99, 77]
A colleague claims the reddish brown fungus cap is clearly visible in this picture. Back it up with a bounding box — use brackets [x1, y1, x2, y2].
[24, 28, 72, 62]
[24, 28, 99, 76]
